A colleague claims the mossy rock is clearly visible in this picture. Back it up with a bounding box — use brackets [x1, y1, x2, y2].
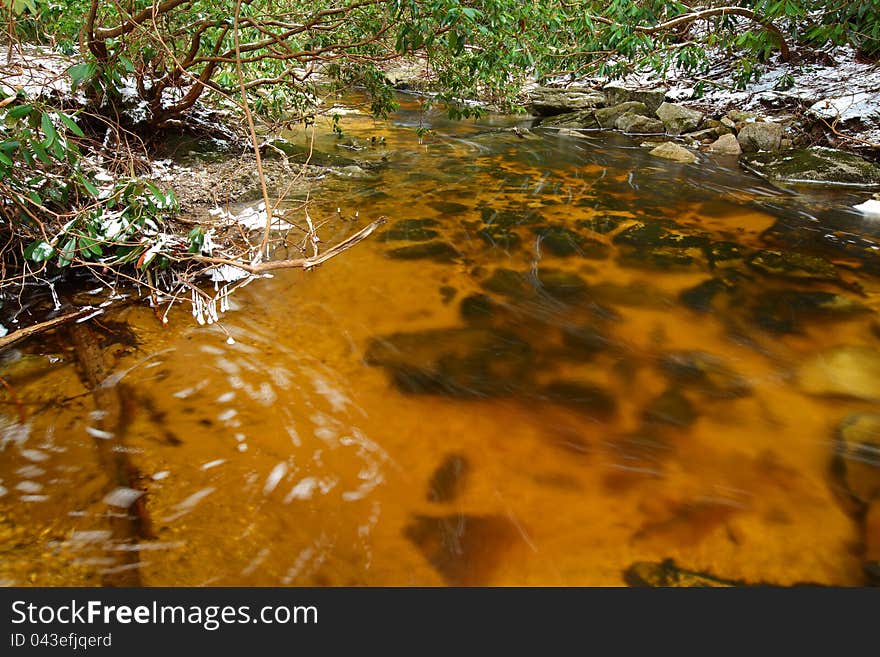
[613, 221, 711, 249]
[481, 268, 589, 303]
[659, 350, 752, 398]
[743, 147, 880, 187]
[540, 380, 617, 418]
[747, 250, 838, 282]
[832, 413, 880, 509]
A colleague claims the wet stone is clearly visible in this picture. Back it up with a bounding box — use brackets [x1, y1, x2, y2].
[644, 388, 697, 427]
[429, 200, 470, 215]
[561, 324, 609, 359]
[747, 250, 838, 282]
[459, 293, 497, 326]
[799, 345, 880, 402]
[706, 241, 750, 268]
[575, 215, 624, 234]
[623, 559, 738, 587]
[477, 225, 522, 249]
[427, 453, 470, 503]
[751, 289, 870, 334]
[537, 269, 590, 302]
[540, 381, 617, 419]
[404, 514, 519, 586]
[480, 207, 543, 228]
[364, 327, 532, 398]
[380, 219, 441, 242]
[612, 222, 710, 250]
[618, 246, 699, 270]
[532, 225, 610, 259]
[659, 350, 752, 399]
[679, 278, 728, 313]
[439, 285, 457, 304]
[832, 414, 880, 509]
[385, 241, 460, 263]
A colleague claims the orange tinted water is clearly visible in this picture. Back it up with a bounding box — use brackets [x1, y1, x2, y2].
[1, 97, 879, 586]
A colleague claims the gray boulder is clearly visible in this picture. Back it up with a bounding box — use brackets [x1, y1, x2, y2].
[656, 102, 704, 136]
[527, 86, 606, 116]
[594, 102, 650, 128]
[649, 141, 697, 163]
[737, 121, 784, 152]
[603, 84, 668, 113]
[540, 109, 601, 129]
[615, 112, 665, 134]
[708, 133, 742, 155]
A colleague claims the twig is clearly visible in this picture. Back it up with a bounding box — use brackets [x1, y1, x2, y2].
[0, 308, 93, 352]
[193, 216, 387, 274]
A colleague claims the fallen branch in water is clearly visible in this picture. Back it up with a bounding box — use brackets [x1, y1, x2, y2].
[192, 216, 388, 274]
[0, 308, 93, 353]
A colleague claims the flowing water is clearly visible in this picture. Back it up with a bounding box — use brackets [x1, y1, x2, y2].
[2, 96, 880, 586]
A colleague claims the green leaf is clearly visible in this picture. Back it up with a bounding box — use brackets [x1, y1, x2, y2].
[58, 237, 76, 267]
[40, 112, 57, 147]
[6, 104, 33, 119]
[82, 178, 100, 197]
[23, 240, 54, 263]
[56, 112, 85, 137]
[68, 63, 96, 89]
[0, 152, 11, 167]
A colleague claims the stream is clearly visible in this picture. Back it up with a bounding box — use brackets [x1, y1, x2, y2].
[2, 95, 879, 586]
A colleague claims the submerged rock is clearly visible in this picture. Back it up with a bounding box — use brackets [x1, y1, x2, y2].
[532, 225, 610, 258]
[832, 413, 880, 509]
[706, 241, 750, 268]
[385, 241, 460, 262]
[427, 453, 470, 503]
[737, 121, 784, 152]
[648, 141, 697, 163]
[364, 327, 532, 397]
[481, 268, 589, 303]
[613, 222, 710, 249]
[561, 324, 610, 358]
[576, 215, 625, 234]
[752, 289, 869, 333]
[659, 351, 752, 398]
[527, 86, 606, 116]
[679, 278, 728, 313]
[624, 559, 739, 587]
[747, 250, 838, 282]
[644, 388, 697, 427]
[404, 514, 519, 586]
[656, 102, 704, 136]
[459, 293, 497, 326]
[799, 345, 880, 401]
[380, 218, 440, 242]
[476, 224, 522, 250]
[540, 381, 617, 418]
[743, 147, 880, 187]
